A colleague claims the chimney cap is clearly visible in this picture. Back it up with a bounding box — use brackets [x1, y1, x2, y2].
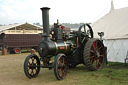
[40, 7, 50, 11]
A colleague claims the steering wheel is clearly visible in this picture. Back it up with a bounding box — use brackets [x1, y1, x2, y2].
[77, 23, 93, 45]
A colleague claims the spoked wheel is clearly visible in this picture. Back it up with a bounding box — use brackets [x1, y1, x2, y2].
[54, 54, 68, 80]
[24, 54, 40, 79]
[77, 24, 93, 45]
[83, 39, 105, 71]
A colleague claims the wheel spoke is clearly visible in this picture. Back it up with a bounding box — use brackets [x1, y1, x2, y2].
[90, 56, 94, 59]
[27, 65, 32, 67]
[95, 48, 103, 68]
[97, 46, 102, 51]
[27, 68, 30, 72]
[58, 68, 61, 72]
[90, 59, 93, 64]
[99, 55, 103, 57]
[31, 58, 35, 63]
[62, 70, 65, 76]
[58, 69, 62, 77]
[93, 44, 95, 49]
[90, 50, 95, 54]
[97, 60, 102, 66]
[28, 61, 31, 65]
[59, 60, 62, 65]
[93, 60, 97, 68]
[91, 59, 95, 64]
[96, 58, 101, 66]
[31, 69, 34, 75]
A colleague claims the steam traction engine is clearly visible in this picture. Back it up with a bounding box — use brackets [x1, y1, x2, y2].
[24, 7, 105, 80]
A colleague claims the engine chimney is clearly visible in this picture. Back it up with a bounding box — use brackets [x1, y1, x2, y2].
[40, 7, 50, 41]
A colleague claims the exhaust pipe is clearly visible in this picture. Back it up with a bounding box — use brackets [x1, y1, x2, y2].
[40, 7, 50, 41]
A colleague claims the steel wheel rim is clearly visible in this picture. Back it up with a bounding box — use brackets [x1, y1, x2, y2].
[24, 54, 40, 78]
[57, 56, 68, 79]
[54, 54, 68, 80]
[16, 49, 20, 53]
[90, 41, 104, 70]
[14, 48, 21, 53]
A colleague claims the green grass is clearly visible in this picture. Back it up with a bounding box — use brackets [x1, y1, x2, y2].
[64, 63, 128, 85]
[0, 53, 128, 85]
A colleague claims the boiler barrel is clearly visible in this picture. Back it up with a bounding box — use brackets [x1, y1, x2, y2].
[38, 41, 72, 57]
[54, 41, 71, 55]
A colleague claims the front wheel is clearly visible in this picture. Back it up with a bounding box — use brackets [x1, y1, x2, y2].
[54, 54, 68, 80]
[24, 54, 40, 79]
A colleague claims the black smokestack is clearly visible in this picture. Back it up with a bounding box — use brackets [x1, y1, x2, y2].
[40, 7, 50, 41]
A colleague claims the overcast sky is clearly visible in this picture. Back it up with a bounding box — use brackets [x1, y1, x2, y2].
[0, 0, 128, 25]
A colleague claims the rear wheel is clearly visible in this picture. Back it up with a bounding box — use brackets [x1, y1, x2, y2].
[54, 54, 68, 80]
[83, 39, 105, 71]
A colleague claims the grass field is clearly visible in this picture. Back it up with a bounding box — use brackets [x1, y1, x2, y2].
[0, 53, 128, 85]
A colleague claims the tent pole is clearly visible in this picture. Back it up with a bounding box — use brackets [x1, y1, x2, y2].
[37, 27, 38, 33]
[110, 0, 114, 11]
[15, 26, 16, 33]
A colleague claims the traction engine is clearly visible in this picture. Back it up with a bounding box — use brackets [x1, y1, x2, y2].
[24, 7, 105, 80]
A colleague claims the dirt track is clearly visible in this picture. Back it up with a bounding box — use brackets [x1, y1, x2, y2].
[0, 53, 55, 85]
[0, 53, 31, 85]
[0, 53, 70, 85]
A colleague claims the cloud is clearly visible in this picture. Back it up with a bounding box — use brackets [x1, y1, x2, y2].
[0, 0, 38, 24]
[0, 0, 52, 25]
[0, 0, 128, 25]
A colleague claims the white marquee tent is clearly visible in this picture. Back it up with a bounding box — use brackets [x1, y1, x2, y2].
[92, 1, 128, 62]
